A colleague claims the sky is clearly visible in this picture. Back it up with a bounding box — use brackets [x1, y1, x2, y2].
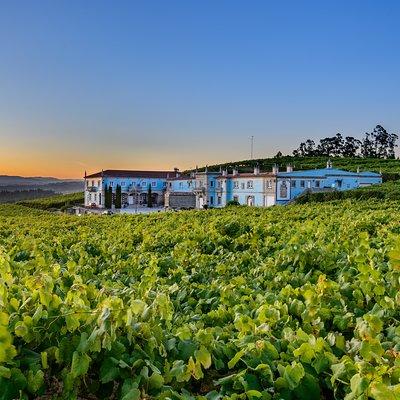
[0, 1, 399, 178]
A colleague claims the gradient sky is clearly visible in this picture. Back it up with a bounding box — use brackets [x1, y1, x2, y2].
[1, 1, 399, 178]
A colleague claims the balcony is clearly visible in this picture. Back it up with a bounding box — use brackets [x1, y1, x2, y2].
[86, 186, 98, 192]
[193, 187, 206, 194]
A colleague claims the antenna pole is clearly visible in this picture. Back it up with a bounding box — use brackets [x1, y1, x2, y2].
[250, 136, 254, 160]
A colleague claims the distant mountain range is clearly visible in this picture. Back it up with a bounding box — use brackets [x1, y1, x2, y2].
[0, 175, 83, 194]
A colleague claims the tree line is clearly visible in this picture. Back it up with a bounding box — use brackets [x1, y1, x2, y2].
[292, 125, 398, 158]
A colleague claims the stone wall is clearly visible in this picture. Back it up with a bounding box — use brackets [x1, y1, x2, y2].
[166, 193, 196, 209]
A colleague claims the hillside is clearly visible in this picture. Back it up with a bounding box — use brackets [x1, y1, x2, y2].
[0, 201, 399, 399]
[16, 191, 84, 210]
[0, 175, 83, 194]
[196, 156, 400, 180]
[294, 180, 400, 204]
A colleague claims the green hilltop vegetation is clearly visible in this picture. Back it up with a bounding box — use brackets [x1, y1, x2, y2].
[16, 191, 84, 211]
[198, 156, 400, 181]
[0, 199, 399, 399]
[294, 180, 400, 204]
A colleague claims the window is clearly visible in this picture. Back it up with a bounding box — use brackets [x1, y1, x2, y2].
[121, 182, 125, 186]
[92, 180, 95, 187]
[94, 194, 97, 202]
[300, 180, 305, 188]
[110, 181, 114, 187]
[234, 181, 239, 189]
[168, 182, 172, 188]
[268, 180, 272, 189]
[98, 180, 101, 187]
[315, 180, 320, 188]
[217, 181, 221, 188]
[179, 182, 183, 188]
[210, 196, 214, 205]
[188, 180, 192, 187]
[217, 196, 222, 205]
[142, 181, 147, 186]
[152, 181, 156, 187]
[233, 195, 239, 202]
[280, 181, 288, 198]
[210, 181, 214, 187]
[291, 180, 296, 188]
[99, 193, 102, 205]
[86, 181, 89, 188]
[241, 182, 245, 189]
[163, 182, 167, 187]
[247, 180, 253, 189]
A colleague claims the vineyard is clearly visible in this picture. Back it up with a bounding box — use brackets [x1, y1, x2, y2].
[16, 192, 84, 211]
[0, 201, 399, 399]
[294, 181, 400, 204]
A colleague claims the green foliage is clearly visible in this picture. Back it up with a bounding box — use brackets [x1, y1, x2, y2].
[0, 200, 399, 398]
[226, 199, 241, 206]
[295, 181, 400, 204]
[147, 184, 153, 208]
[16, 192, 83, 210]
[105, 185, 112, 209]
[115, 184, 122, 209]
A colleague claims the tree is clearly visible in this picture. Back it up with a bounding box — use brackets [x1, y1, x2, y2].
[147, 184, 153, 208]
[293, 139, 316, 156]
[373, 125, 398, 159]
[361, 132, 375, 158]
[293, 124, 398, 159]
[115, 184, 122, 209]
[316, 134, 344, 157]
[104, 185, 112, 208]
[342, 136, 361, 157]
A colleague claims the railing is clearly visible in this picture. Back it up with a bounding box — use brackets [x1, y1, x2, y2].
[86, 186, 98, 192]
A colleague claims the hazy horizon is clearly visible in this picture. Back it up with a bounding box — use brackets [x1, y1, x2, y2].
[1, 1, 399, 179]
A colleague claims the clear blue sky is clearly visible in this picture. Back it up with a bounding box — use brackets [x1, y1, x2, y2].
[0, 1, 399, 177]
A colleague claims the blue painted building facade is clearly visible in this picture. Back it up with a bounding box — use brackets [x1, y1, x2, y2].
[165, 162, 382, 209]
[84, 169, 178, 208]
[85, 162, 382, 209]
[275, 162, 382, 204]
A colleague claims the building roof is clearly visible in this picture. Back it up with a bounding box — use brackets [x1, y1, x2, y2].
[85, 169, 177, 179]
[216, 172, 275, 179]
[277, 168, 381, 178]
[166, 175, 192, 181]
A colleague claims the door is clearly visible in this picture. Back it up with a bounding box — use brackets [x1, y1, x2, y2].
[198, 196, 204, 209]
[247, 196, 254, 206]
[266, 195, 274, 207]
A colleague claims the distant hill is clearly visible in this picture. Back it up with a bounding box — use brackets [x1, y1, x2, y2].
[0, 175, 83, 194]
[192, 156, 400, 180]
[0, 175, 78, 185]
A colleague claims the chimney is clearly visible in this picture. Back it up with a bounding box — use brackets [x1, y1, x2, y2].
[232, 166, 238, 176]
[326, 159, 333, 169]
[254, 164, 260, 175]
[286, 164, 293, 172]
[174, 167, 180, 177]
[205, 165, 208, 173]
[356, 166, 360, 173]
[222, 169, 227, 176]
[272, 164, 279, 174]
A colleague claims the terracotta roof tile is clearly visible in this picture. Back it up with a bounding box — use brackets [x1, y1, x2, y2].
[85, 169, 177, 179]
